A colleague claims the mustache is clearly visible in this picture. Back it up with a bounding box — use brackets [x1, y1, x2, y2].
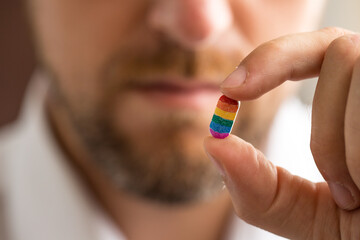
[103, 38, 243, 88]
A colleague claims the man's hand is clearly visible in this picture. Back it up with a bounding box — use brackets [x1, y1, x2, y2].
[204, 27, 360, 239]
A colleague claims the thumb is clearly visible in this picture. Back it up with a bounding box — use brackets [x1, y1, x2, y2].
[204, 135, 338, 239]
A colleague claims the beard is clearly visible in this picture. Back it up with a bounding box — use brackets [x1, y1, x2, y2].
[45, 34, 245, 204]
[70, 108, 224, 204]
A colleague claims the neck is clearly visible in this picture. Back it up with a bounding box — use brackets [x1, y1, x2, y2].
[46, 96, 234, 240]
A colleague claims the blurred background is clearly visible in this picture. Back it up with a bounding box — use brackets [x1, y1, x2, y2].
[0, 0, 35, 127]
[0, 0, 360, 127]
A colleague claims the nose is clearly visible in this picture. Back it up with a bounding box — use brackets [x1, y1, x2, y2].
[148, 0, 233, 48]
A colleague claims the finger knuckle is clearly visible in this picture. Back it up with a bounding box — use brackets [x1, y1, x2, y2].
[309, 134, 335, 165]
[345, 118, 360, 135]
[326, 35, 359, 60]
[354, 55, 360, 69]
[320, 26, 348, 37]
[310, 137, 323, 161]
[233, 205, 255, 222]
[261, 38, 288, 55]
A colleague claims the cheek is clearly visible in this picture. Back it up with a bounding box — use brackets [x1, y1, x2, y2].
[231, 0, 324, 45]
[31, 0, 148, 103]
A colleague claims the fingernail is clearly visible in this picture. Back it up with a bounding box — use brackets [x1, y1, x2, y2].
[205, 151, 225, 177]
[221, 65, 247, 89]
[328, 182, 355, 210]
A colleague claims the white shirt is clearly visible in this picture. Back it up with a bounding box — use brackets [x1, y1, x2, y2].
[0, 73, 322, 240]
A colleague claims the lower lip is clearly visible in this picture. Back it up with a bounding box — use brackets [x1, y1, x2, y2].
[133, 88, 221, 110]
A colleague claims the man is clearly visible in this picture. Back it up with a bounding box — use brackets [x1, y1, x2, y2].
[1, 0, 360, 239]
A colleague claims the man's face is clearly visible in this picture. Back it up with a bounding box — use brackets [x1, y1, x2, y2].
[28, 0, 325, 203]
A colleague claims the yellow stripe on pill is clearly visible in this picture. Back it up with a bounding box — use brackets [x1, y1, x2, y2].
[214, 107, 236, 120]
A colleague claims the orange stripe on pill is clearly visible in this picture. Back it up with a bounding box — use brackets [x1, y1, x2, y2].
[216, 100, 238, 112]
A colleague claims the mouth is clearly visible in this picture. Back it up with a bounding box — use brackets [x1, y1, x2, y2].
[127, 79, 221, 110]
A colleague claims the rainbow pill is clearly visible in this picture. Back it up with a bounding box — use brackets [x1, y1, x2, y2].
[210, 95, 239, 139]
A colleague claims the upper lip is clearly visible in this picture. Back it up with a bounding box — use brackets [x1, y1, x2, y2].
[127, 78, 220, 93]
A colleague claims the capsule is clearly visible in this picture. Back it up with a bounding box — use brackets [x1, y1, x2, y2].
[209, 95, 239, 139]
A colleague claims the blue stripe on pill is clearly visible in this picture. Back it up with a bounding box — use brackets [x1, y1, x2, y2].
[210, 121, 231, 133]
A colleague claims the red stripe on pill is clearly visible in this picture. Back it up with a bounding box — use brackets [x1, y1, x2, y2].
[219, 95, 238, 105]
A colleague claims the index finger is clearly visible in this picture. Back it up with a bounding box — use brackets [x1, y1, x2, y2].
[221, 27, 352, 100]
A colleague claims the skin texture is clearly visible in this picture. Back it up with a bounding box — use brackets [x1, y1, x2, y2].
[22, 0, 348, 239]
[204, 28, 360, 239]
